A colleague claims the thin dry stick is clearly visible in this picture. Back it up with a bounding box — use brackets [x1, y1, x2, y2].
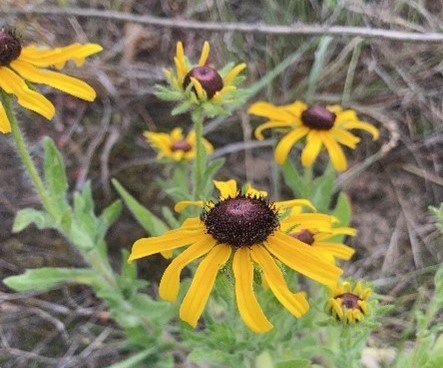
[4, 7, 443, 43]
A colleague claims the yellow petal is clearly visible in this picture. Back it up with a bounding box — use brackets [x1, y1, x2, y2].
[321, 133, 348, 172]
[330, 298, 344, 319]
[0, 67, 55, 119]
[314, 227, 357, 241]
[248, 101, 296, 122]
[128, 227, 208, 262]
[174, 56, 186, 82]
[326, 105, 343, 114]
[341, 120, 379, 140]
[171, 127, 184, 141]
[159, 237, 216, 302]
[254, 121, 293, 140]
[313, 242, 355, 260]
[275, 127, 310, 165]
[250, 246, 309, 318]
[174, 201, 204, 213]
[265, 231, 343, 287]
[179, 244, 231, 327]
[223, 63, 247, 85]
[160, 250, 173, 259]
[190, 77, 206, 100]
[301, 130, 323, 167]
[284, 100, 308, 117]
[198, 41, 210, 66]
[281, 213, 333, 231]
[233, 247, 273, 333]
[213, 179, 238, 199]
[20, 43, 102, 68]
[275, 199, 316, 212]
[331, 128, 360, 149]
[0, 100, 11, 134]
[11, 60, 97, 101]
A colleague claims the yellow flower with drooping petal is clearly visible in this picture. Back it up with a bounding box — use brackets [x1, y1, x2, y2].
[327, 280, 372, 323]
[0, 28, 102, 134]
[281, 207, 356, 264]
[144, 127, 213, 162]
[158, 41, 247, 116]
[248, 100, 379, 171]
[129, 179, 345, 333]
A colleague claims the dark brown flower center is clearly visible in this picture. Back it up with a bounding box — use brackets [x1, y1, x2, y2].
[301, 106, 336, 130]
[291, 229, 315, 245]
[201, 195, 279, 247]
[170, 140, 192, 152]
[183, 66, 223, 99]
[337, 293, 361, 310]
[0, 29, 22, 66]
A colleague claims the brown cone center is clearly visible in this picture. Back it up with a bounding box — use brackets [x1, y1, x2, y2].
[171, 140, 192, 152]
[291, 229, 315, 245]
[301, 106, 336, 130]
[337, 293, 361, 310]
[201, 196, 279, 247]
[0, 30, 22, 66]
[183, 66, 223, 99]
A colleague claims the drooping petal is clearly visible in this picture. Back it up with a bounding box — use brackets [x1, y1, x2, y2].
[233, 247, 273, 333]
[313, 242, 355, 260]
[198, 41, 210, 66]
[275, 199, 316, 212]
[330, 128, 360, 149]
[314, 227, 357, 241]
[254, 121, 293, 140]
[275, 127, 310, 164]
[341, 120, 379, 140]
[19, 43, 102, 69]
[223, 63, 247, 85]
[179, 244, 231, 327]
[250, 246, 309, 318]
[213, 179, 238, 199]
[0, 67, 55, 119]
[321, 133, 348, 172]
[128, 227, 208, 262]
[11, 60, 97, 101]
[159, 237, 217, 302]
[248, 101, 296, 123]
[281, 213, 333, 231]
[265, 232, 342, 287]
[301, 130, 323, 167]
[174, 201, 204, 213]
[0, 100, 11, 134]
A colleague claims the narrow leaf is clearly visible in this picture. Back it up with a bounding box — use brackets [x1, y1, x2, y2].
[13, 208, 55, 233]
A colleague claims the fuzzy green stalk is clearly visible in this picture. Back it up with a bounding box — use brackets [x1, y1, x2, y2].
[1, 92, 60, 222]
[192, 111, 206, 200]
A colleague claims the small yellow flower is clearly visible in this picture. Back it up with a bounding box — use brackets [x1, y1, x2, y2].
[129, 179, 345, 333]
[144, 127, 213, 162]
[0, 28, 102, 134]
[327, 280, 372, 323]
[248, 100, 379, 171]
[160, 41, 246, 112]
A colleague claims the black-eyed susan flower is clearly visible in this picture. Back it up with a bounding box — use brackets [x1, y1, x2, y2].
[158, 41, 247, 116]
[0, 28, 102, 134]
[282, 212, 357, 264]
[327, 280, 372, 323]
[248, 100, 379, 171]
[129, 179, 345, 333]
[144, 127, 213, 162]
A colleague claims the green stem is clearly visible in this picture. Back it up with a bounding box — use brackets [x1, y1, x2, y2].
[192, 111, 206, 200]
[1, 93, 58, 219]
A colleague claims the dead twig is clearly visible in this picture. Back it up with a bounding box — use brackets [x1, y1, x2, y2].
[4, 7, 443, 43]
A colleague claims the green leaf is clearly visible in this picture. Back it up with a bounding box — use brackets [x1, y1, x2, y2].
[311, 165, 336, 212]
[13, 208, 55, 232]
[98, 199, 122, 236]
[106, 349, 155, 368]
[3, 267, 97, 291]
[331, 192, 352, 227]
[202, 158, 225, 196]
[281, 159, 306, 197]
[187, 347, 230, 363]
[43, 137, 68, 197]
[256, 351, 274, 368]
[171, 100, 192, 115]
[112, 179, 169, 236]
[276, 360, 312, 368]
